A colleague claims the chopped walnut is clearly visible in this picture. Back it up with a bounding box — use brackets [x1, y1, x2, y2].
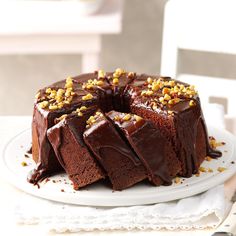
[217, 167, 227, 172]
[205, 156, 212, 162]
[122, 114, 131, 121]
[199, 166, 206, 172]
[65, 77, 73, 89]
[208, 168, 213, 173]
[134, 115, 142, 122]
[21, 161, 28, 167]
[82, 93, 93, 101]
[98, 69, 106, 79]
[174, 177, 181, 184]
[189, 100, 195, 106]
[113, 78, 119, 85]
[39, 101, 49, 109]
[195, 171, 200, 177]
[49, 104, 58, 110]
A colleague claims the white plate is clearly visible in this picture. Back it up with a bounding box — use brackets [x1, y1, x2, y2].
[1, 126, 236, 206]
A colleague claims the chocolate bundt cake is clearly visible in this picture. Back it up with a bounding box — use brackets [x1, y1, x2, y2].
[29, 69, 221, 190]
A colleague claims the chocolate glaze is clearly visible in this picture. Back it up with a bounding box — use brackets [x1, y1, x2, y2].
[200, 108, 222, 159]
[174, 101, 221, 176]
[52, 106, 98, 147]
[107, 111, 181, 185]
[47, 106, 105, 189]
[28, 105, 64, 184]
[173, 101, 202, 176]
[83, 113, 147, 190]
[47, 123, 65, 169]
[84, 115, 141, 166]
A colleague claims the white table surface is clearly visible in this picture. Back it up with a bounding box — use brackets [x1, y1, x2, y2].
[0, 116, 221, 236]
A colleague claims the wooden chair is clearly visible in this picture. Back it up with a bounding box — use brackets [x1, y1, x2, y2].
[161, 0, 236, 134]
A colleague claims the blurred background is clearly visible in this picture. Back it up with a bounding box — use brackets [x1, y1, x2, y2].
[0, 0, 236, 118]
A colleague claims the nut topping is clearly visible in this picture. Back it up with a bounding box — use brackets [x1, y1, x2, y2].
[82, 93, 93, 101]
[86, 116, 96, 127]
[174, 177, 181, 184]
[113, 68, 125, 78]
[65, 77, 73, 89]
[114, 115, 121, 121]
[56, 114, 68, 122]
[98, 69, 106, 79]
[162, 87, 170, 95]
[113, 78, 119, 85]
[199, 166, 206, 172]
[75, 106, 88, 117]
[128, 72, 135, 78]
[83, 78, 105, 90]
[141, 90, 154, 96]
[49, 104, 58, 110]
[163, 94, 171, 101]
[217, 167, 226, 172]
[96, 80, 104, 86]
[39, 101, 49, 109]
[159, 97, 165, 103]
[151, 83, 159, 91]
[46, 88, 52, 94]
[189, 100, 195, 106]
[86, 111, 103, 128]
[122, 114, 131, 121]
[80, 106, 87, 111]
[134, 115, 142, 122]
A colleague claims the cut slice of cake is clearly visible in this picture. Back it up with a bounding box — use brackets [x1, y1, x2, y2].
[83, 111, 147, 190]
[47, 106, 105, 190]
[106, 110, 181, 186]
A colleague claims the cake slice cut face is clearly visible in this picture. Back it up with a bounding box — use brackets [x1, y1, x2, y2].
[47, 106, 105, 190]
[83, 111, 147, 190]
[107, 110, 181, 186]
